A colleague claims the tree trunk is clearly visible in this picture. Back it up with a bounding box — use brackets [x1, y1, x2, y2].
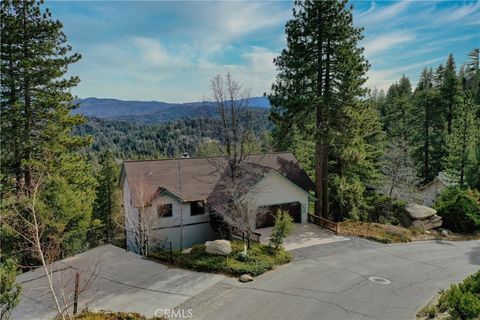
[459, 109, 468, 186]
[424, 103, 430, 182]
[22, 1, 32, 192]
[314, 5, 326, 218]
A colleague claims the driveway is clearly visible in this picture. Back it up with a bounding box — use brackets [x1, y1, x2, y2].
[179, 238, 480, 320]
[258, 223, 349, 251]
[12, 245, 225, 320]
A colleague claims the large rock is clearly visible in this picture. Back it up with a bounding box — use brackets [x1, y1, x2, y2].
[205, 240, 232, 255]
[412, 220, 426, 233]
[405, 203, 437, 220]
[423, 215, 443, 230]
[239, 274, 254, 282]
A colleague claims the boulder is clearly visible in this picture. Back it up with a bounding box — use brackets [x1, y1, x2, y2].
[239, 274, 254, 282]
[181, 248, 192, 254]
[405, 203, 437, 220]
[205, 240, 231, 255]
[441, 229, 449, 237]
[423, 215, 443, 230]
[412, 220, 426, 233]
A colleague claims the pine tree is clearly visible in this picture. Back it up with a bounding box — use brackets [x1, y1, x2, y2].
[446, 94, 478, 187]
[0, 0, 96, 262]
[440, 54, 462, 135]
[1, 0, 87, 190]
[383, 75, 412, 141]
[409, 68, 446, 182]
[270, 0, 380, 220]
[91, 150, 122, 246]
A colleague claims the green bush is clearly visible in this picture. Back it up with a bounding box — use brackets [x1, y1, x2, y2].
[269, 210, 294, 249]
[438, 270, 480, 320]
[149, 240, 292, 277]
[364, 193, 406, 225]
[435, 187, 480, 233]
[0, 258, 21, 319]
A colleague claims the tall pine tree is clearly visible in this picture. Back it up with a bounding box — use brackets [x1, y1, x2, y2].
[440, 54, 462, 135]
[270, 0, 381, 220]
[409, 68, 446, 182]
[1, 0, 96, 263]
[446, 93, 478, 186]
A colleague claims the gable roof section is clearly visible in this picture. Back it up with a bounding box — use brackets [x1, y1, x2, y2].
[122, 152, 314, 208]
[418, 171, 457, 191]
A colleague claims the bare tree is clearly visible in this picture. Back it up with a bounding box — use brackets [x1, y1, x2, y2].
[2, 179, 65, 318]
[2, 178, 99, 319]
[209, 72, 257, 178]
[207, 73, 266, 248]
[380, 138, 419, 201]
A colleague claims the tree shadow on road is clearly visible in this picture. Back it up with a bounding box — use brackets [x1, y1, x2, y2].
[468, 244, 480, 265]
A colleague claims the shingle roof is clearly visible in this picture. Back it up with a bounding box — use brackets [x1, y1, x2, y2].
[122, 152, 314, 207]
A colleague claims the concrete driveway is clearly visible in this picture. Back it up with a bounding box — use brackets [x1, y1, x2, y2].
[12, 245, 225, 320]
[258, 223, 349, 250]
[180, 238, 480, 320]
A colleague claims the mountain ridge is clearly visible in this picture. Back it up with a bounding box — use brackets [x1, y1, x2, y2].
[73, 96, 270, 122]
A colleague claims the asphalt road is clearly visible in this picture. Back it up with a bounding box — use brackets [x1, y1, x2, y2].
[180, 238, 480, 320]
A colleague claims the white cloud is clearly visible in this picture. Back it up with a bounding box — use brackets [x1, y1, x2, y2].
[132, 37, 194, 69]
[356, 1, 410, 26]
[363, 31, 414, 56]
[433, 1, 480, 24]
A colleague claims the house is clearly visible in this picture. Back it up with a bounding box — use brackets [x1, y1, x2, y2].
[120, 152, 315, 251]
[417, 172, 456, 207]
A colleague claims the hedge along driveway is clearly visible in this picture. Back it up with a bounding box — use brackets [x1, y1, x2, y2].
[149, 240, 292, 277]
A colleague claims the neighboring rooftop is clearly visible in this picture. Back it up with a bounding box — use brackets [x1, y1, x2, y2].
[418, 171, 457, 191]
[121, 152, 314, 207]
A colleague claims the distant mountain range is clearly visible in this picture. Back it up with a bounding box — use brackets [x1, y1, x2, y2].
[73, 96, 270, 124]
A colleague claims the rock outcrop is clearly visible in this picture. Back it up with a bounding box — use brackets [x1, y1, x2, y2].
[403, 203, 442, 231]
[205, 240, 232, 255]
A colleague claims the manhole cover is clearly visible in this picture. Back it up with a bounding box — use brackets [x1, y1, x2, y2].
[368, 276, 391, 285]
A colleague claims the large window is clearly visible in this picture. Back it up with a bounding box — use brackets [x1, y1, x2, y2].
[190, 201, 205, 216]
[157, 204, 173, 217]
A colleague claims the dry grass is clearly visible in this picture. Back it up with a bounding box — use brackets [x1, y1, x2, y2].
[73, 311, 166, 320]
[338, 221, 413, 243]
[338, 221, 480, 244]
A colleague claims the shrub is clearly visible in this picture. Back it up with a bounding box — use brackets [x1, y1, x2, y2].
[0, 258, 21, 320]
[269, 210, 294, 249]
[149, 240, 292, 277]
[364, 193, 406, 225]
[237, 252, 248, 262]
[435, 187, 480, 233]
[438, 270, 480, 320]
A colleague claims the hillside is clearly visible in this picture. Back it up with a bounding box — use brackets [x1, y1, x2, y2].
[75, 110, 272, 160]
[73, 96, 270, 123]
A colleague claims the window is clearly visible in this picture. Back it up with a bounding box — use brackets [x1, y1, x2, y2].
[157, 204, 173, 217]
[190, 201, 205, 216]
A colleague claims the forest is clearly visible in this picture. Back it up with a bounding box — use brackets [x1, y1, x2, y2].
[75, 111, 271, 161]
[0, 1, 479, 316]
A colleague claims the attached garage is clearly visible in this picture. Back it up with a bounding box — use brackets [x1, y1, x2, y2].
[257, 202, 302, 228]
[246, 170, 315, 229]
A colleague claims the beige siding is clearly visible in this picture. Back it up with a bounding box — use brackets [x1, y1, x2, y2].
[419, 179, 446, 207]
[247, 171, 310, 224]
[123, 177, 140, 252]
[146, 194, 215, 249]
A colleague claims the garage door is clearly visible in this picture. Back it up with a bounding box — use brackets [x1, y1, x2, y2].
[257, 202, 301, 228]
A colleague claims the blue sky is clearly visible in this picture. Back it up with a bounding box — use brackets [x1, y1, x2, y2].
[47, 0, 480, 102]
